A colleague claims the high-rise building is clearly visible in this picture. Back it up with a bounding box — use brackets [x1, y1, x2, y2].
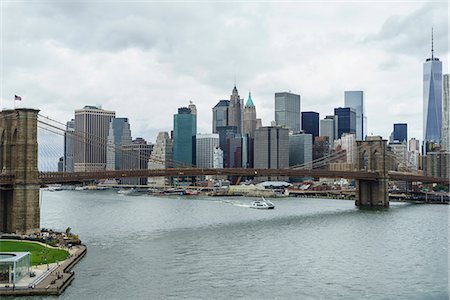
[313, 136, 330, 161]
[389, 141, 408, 170]
[173, 106, 197, 166]
[334, 133, 356, 165]
[320, 115, 338, 144]
[228, 86, 243, 134]
[213, 147, 224, 169]
[275, 92, 301, 132]
[212, 100, 229, 133]
[122, 138, 153, 185]
[196, 134, 220, 168]
[334, 107, 356, 139]
[63, 119, 75, 172]
[423, 29, 443, 148]
[57, 157, 64, 172]
[442, 74, 450, 151]
[243, 92, 257, 138]
[408, 138, 420, 170]
[74, 105, 115, 172]
[148, 132, 173, 186]
[344, 91, 366, 140]
[289, 133, 312, 168]
[254, 126, 289, 169]
[106, 117, 132, 170]
[216, 125, 238, 168]
[393, 123, 408, 142]
[301, 111, 319, 141]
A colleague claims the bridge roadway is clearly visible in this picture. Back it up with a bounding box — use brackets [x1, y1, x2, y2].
[0, 168, 448, 185]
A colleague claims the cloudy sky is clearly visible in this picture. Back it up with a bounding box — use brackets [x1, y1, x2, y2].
[1, 0, 449, 168]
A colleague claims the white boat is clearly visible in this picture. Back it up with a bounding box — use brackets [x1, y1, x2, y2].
[250, 197, 275, 209]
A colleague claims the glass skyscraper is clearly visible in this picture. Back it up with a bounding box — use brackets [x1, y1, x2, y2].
[344, 91, 366, 140]
[423, 30, 442, 146]
[301, 111, 319, 141]
[173, 107, 197, 166]
[334, 107, 356, 139]
[275, 92, 301, 133]
[393, 123, 407, 142]
[442, 74, 449, 151]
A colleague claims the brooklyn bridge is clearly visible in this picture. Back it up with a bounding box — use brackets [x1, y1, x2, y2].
[0, 109, 448, 234]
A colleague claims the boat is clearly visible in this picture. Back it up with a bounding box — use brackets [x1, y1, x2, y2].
[118, 188, 135, 195]
[250, 197, 275, 209]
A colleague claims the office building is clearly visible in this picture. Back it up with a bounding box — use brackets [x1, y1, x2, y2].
[243, 92, 258, 138]
[423, 151, 449, 178]
[122, 138, 153, 185]
[213, 147, 224, 169]
[275, 92, 301, 132]
[216, 125, 238, 168]
[254, 126, 289, 169]
[196, 134, 220, 168]
[320, 115, 338, 144]
[57, 157, 64, 172]
[301, 111, 319, 141]
[289, 133, 312, 168]
[334, 133, 356, 165]
[212, 100, 229, 133]
[173, 106, 197, 166]
[106, 118, 132, 170]
[63, 119, 75, 172]
[393, 123, 407, 142]
[389, 141, 408, 170]
[344, 91, 366, 140]
[334, 107, 356, 139]
[148, 132, 173, 186]
[313, 136, 330, 161]
[74, 105, 115, 172]
[228, 86, 243, 134]
[423, 29, 442, 148]
[442, 74, 449, 151]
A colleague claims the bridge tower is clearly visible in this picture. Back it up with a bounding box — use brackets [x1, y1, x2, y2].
[0, 108, 40, 234]
[355, 136, 390, 207]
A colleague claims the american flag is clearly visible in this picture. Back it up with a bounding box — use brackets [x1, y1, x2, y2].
[14, 95, 22, 101]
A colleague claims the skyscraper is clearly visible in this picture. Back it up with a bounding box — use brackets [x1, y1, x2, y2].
[148, 131, 173, 186]
[212, 100, 229, 133]
[344, 91, 366, 140]
[173, 106, 197, 166]
[442, 74, 449, 151]
[320, 115, 338, 143]
[334, 107, 356, 139]
[243, 92, 257, 138]
[423, 29, 442, 148]
[301, 111, 319, 141]
[74, 105, 115, 172]
[275, 92, 301, 132]
[106, 117, 132, 170]
[393, 123, 407, 142]
[63, 119, 75, 172]
[196, 134, 220, 168]
[228, 86, 243, 134]
[254, 126, 289, 169]
[289, 133, 312, 168]
[122, 138, 153, 185]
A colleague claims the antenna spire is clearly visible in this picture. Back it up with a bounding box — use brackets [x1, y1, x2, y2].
[431, 27, 434, 59]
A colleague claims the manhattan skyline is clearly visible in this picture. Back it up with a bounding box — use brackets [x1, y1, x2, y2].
[1, 1, 449, 145]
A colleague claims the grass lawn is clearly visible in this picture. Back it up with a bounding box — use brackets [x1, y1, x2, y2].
[0, 240, 69, 266]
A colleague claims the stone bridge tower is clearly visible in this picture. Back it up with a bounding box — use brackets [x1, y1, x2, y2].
[0, 108, 40, 234]
[355, 136, 391, 207]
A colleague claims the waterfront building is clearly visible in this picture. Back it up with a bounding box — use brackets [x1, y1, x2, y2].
[320, 115, 338, 144]
[212, 100, 229, 133]
[243, 92, 258, 138]
[106, 117, 132, 170]
[275, 92, 301, 132]
[254, 126, 289, 169]
[442, 74, 450, 151]
[173, 106, 197, 166]
[289, 133, 312, 168]
[301, 111, 319, 141]
[0, 252, 30, 284]
[389, 141, 408, 170]
[334, 107, 356, 139]
[344, 91, 366, 140]
[313, 136, 330, 161]
[122, 138, 153, 185]
[423, 29, 443, 149]
[148, 132, 173, 186]
[423, 151, 449, 178]
[228, 86, 243, 134]
[196, 134, 220, 168]
[213, 146, 224, 168]
[73, 105, 115, 172]
[63, 119, 75, 172]
[393, 123, 408, 142]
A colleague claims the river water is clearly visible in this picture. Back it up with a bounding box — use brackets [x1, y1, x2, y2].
[34, 190, 448, 299]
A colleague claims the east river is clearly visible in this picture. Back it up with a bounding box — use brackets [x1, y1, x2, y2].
[32, 190, 448, 299]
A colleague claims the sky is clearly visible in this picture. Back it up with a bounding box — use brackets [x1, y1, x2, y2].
[1, 0, 449, 169]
